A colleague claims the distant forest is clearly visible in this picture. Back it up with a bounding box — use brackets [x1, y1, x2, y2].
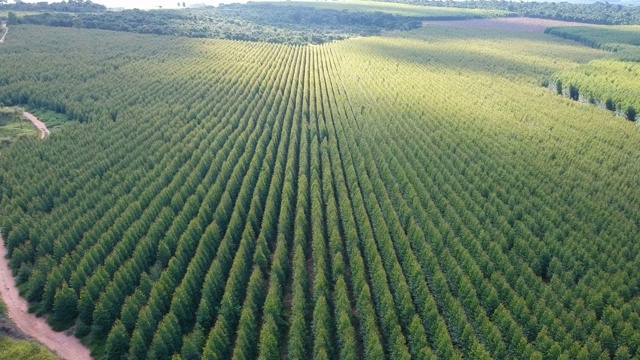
[5, 4, 424, 45]
[376, 0, 640, 25]
[0, 0, 106, 13]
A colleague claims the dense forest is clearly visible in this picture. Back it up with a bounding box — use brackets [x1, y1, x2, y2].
[1, 21, 639, 359]
[3, 2, 507, 45]
[377, 0, 640, 25]
[0, 0, 106, 13]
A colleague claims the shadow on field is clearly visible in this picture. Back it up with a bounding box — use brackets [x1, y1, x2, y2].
[346, 25, 607, 81]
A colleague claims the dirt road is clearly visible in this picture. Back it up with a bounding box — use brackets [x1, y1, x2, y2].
[23, 112, 50, 139]
[0, 234, 93, 359]
[0, 22, 7, 43]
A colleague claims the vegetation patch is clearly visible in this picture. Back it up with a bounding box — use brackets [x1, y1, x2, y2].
[0, 107, 38, 147]
[552, 59, 640, 121]
[544, 25, 640, 120]
[0, 336, 57, 360]
[0, 296, 57, 360]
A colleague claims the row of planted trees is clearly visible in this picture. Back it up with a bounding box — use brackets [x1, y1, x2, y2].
[1, 25, 640, 360]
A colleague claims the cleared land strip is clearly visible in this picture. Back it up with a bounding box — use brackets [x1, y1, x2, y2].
[0, 234, 93, 360]
[424, 17, 599, 33]
[23, 112, 50, 139]
[0, 22, 7, 43]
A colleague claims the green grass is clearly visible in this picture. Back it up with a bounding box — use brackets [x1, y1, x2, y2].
[0, 337, 57, 360]
[0, 295, 57, 360]
[0, 107, 39, 146]
[269, 1, 510, 18]
[24, 107, 72, 128]
[0, 295, 6, 316]
[0, 11, 42, 20]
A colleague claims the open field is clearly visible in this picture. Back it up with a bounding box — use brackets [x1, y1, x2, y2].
[424, 17, 600, 33]
[274, 1, 510, 18]
[0, 19, 638, 360]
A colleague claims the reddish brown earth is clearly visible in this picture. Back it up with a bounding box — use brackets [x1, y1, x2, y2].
[423, 17, 599, 33]
[0, 234, 93, 360]
[23, 112, 50, 139]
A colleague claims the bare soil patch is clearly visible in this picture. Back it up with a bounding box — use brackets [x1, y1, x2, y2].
[423, 17, 600, 33]
[0, 235, 92, 359]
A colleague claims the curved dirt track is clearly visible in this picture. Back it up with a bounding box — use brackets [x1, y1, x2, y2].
[0, 235, 93, 360]
[23, 112, 50, 139]
[0, 22, 7, 43]
[0, 112, 89, 359]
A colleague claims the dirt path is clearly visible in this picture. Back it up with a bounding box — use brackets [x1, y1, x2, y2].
[23, 112, 50, 139]
[0, 234, 93, 360]
[0, 22, 7, 43]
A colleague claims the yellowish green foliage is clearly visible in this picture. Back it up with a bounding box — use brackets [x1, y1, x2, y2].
[272, 1, 509, 18]
[0, 107, 38, 146]
[546, 25, 640, 116]
[0, 337, 58, 360]
[554, 59, 640, 112]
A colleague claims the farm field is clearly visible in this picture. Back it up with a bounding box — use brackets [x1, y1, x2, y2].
[274, 1, 509, 19]
[423, 17, 598, 33]
[0, 10, 639, 360]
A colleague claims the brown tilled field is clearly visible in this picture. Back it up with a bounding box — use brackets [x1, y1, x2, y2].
[423, 17, 599, 33]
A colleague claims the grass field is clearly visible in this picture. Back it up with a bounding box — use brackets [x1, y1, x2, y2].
[272, 1, 510, 19]
[0, 297, 57, 360]
[0, 337, 57, 360]
[0, 107, 38, 147]
[0, 21, 639, 360]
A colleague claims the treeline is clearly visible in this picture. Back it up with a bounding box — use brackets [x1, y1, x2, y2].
[0, 0, 105, 13]
[546, 25, 640, 61]
[552, 60, 639, 121]
[545, 25, 639, 121]
[12, 4, 422, 45]
[375, 0, 640, 25]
